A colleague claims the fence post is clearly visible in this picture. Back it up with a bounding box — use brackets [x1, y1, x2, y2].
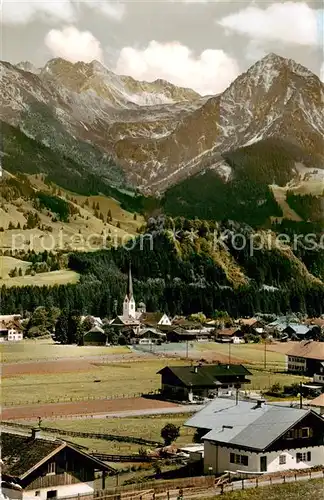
[241, 479, 244, 490]
[256, 477, 258, 488]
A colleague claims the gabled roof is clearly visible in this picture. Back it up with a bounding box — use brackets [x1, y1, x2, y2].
[86, 325, 105, 334]
[158, 364, 251, 387]
[218, 328, 241, 337]
[185, 399, 322, 451]
[1, 432, 113, 479]
[287, 341, 324, 360]
[112, 316, 140, 326]
[283, 325, 311, 335]
[137, 327, 166, 337]
[238, 318, 260, 327]
[139, 312, 165, 325]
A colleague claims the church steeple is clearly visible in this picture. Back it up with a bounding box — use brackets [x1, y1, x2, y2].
[127, 263, 133, 299]
[123, 263, 136, 318]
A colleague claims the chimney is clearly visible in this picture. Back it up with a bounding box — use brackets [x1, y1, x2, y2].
[222, 425, 233, 431]
[31, 428, 41, 439]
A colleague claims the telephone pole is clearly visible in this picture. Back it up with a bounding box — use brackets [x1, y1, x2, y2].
[264, 338, 267, 370]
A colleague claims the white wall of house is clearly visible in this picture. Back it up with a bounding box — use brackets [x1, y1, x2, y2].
[313, 374, 324, 385]
[7, 329, 23, 341]
[158, 314, 171, 326]
[204, 441, 324, 474]
[23, 481, 94, 500]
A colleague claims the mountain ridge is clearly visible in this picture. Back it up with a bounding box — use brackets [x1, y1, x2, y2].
[1, 53, 323, 202]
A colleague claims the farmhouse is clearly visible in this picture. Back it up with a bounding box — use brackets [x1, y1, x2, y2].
[215, 328, 244, 343]
[282, 324, 315, 341]
[185, 398, 324, 474]
[132, 327, 166, 345]
[83, 325, 107, 346]
[0, 320, 23, 342]
[139, 312, 171, 328]
[157, 364, 251, 401]
[1, 429, 114, 500]
[237, 318, 264, 334]
[286, 341, 324, 375]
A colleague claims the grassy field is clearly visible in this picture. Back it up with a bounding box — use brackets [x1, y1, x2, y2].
[18, 414, 194, 453]
[218, 479, 324, 499]
[1, 339, 130, 363]
[2, 355, 306, 407]
[195, 342, 285, 368]
[2, 358, 186, 406]
[0, 268, 80, 287]
[0, 174, 144, 256]
[0, 256, 31, 278]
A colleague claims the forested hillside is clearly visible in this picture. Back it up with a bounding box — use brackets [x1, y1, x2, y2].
[1, 218, 323, 317]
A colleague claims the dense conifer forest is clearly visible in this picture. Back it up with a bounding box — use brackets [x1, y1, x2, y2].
[1, 218, 323, 317]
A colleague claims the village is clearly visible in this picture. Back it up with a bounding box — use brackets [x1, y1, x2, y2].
[1, 266, 324, 500]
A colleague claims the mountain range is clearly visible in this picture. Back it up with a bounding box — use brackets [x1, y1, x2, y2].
[1, 53, 323, 225]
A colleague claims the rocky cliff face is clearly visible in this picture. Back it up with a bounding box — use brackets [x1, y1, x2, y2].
[1, 54, 323, 191]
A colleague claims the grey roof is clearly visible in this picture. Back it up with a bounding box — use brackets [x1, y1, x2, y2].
[284, 324, 311, 335]
[185, 398, 317, 451]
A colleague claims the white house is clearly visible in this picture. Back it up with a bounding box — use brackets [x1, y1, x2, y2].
[185, 398, 324, 475]
[0, 321, 23, 342]
[1, 429, 114, 500]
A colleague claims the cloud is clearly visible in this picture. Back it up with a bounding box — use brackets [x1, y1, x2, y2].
[219, 2, 321, 46]
[114, 41, 239, 95]
[1, 0, 75, 24]
[82, 0, 125, 21]
[1, 0, 125, 24]
[45, 26, 103, 63]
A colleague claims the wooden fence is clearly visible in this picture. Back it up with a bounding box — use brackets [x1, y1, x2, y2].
[51, 468, 324, 500]
[2, 392, 146, 407]
[1, 421, 162, 447]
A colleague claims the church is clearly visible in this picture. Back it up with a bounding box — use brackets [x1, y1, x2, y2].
[109, 265, 171, 336]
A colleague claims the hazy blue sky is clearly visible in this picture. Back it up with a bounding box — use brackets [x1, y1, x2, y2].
[1, 1, 323, 94]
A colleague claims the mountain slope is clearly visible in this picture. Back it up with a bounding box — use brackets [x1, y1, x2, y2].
[1, 53, 323, 204]
[115, 54, 324, 190]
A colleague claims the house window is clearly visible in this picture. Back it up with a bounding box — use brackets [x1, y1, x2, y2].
[47, 462, 56, 475]
[230, 453, 249, 466]
[286, 429, 295, 439]
[296, 452, 311, 463]
[300, 427, 312, 438]
[279, 455, 286, 465]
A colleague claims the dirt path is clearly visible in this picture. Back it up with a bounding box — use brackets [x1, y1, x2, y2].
[270, 185, 302, 221]
[2, 397, 180, 420]
[2, 353, 155, 377]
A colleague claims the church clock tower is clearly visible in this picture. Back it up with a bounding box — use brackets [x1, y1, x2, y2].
[123, 264, 136, 318]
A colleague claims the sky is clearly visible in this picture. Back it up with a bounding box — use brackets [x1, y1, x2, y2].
[1, 1, 323, 95]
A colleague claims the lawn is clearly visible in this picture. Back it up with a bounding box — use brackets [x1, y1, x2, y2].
[2, 357, 306, 406]
[195, 343, 286, 369]
[18, 414, 195, 453]
[1, 339, 130, 363]
[218, 479, 324, 499]
[1, 269, 80, 287]
[2, 358, 187, 406]
[0, 256, 31, 278]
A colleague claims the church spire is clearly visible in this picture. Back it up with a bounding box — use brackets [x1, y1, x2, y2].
[128, 263, 133, 299]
